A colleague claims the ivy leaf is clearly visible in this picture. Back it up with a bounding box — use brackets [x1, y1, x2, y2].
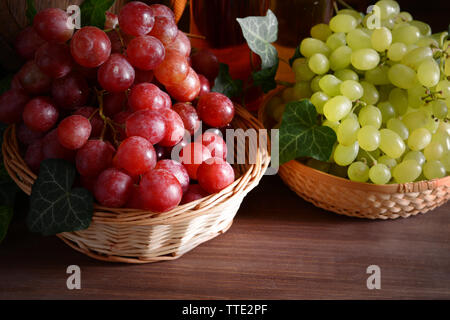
[0, 206, 13, 243]
[212, 63, 243, 98]
[289, 44, 303, 66]
[279, 100, 336, 164]
[26, 0, 37, 25]
[237, 9, 278, 70]
[26, 159, 93, 236]
[80, 0, 116, 29]
[252, 59, 278, 93]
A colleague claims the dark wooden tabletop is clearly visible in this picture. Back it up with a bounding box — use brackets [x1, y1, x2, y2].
[0, 174, 449, 300]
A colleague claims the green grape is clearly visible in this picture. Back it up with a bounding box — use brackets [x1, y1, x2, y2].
[282, 87, 294, 102]
[393, 160, 422, 183]
[398, 11, 413, 22]
[436, 80, 450, 98]
[329, 163, 348, 178]
[431, 100, 448, 120]
[293, 58, 316, 81]
[424, 142, 444, 161]
[348, 161, 369, 182]
[306, 158, 331, 172]
[340, 80, 363, 101]
[388, 64, 417, 89]
[337, 118, 360, 146]
[323, 120, 340, 132]
[334, 141, 359, 166]
[310, 75, 322, 92]
[311, 91, 329, 114]
[424, 114, 439, 134]
[369, 163, 391, 184]
[378, 84, 393, 102]
[402, 110, 428, 131]
[308, 53, 330, 75]
[407, 128, 432, 151]
[334, 69, 359, 81]
[329, 14, 357, 33]
[388, 88, 408, 115]
[357, 149, 380, 166]
[405, 43, 419, 54]
[351, 48, 380, 71]
[371, 27, 392, 52]
[360, 81, 379, 105]
[387, 42, 408, 61]
[310, 23, 332, 41]
[378, 155, 397, 169]
[409, 20, 431, 36]
[445, 57, 450, 77]
[357, 125, 380, 151]
[319, 74, 342, 96]
[346, 29, 371, 50]
[417, 59, 440, 87]
[392, 24, 421, 45]
[344, 111, 358, 121]
[401, 46, 433, 69]
[329, 46, 352, 71]
[326, 32, 346, 51]
[423, 160, 446, 179]
[381, 17, 395, 29]
[387, 118, 409, 140]
[432, 130, 450, 153]
[358, 105, 382, 128]
[300, 38, 330, 58]
[407, 84, 426, 109]
[272, 103, 286, 123]
[378, 101, 396, 124]
[379, 129, 406, 159]
[364, 65, 390, 85]
[441, 152, 450, 172]
[375, 0, 400, 19]
[292, 81, 313, 100]
[323, 95, 352, 121]
[416, 37, 439, 48]
[403, 150, 426, 166]
[338, 9, 363, 24]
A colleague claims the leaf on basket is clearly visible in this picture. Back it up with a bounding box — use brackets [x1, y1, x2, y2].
[26, 159, 93, 236]
[279, 100, 336, 164]
[236, 9, 278, 70]
[26, 0, 37, 25]
[80, 0, 116, 29]
[212, 63, 243, 98]
[252, 59, 278, 93]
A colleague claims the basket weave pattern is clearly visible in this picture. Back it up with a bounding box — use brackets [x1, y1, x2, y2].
[3, 105, 270, 263]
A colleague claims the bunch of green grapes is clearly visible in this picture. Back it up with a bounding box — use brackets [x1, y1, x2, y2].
[266, 0, 450, 184]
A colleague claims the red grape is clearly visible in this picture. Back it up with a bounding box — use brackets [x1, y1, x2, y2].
[197, 92, 235, 128]
[33, 8, 74, 43]
[57, 115, 92, 150]
[154, 51, 189, 85]
[159, 108, 185, 147]
[165, 31, 191, 57]
[125, 110, 166, 144]
[149, 4, 175, 20]
[107, 31, 123, 54]
[76, 140, 115, 177]
[70, 26, 111, 68]
[166, 67, 201, 102]
[103, 92, 127, 117]
[104, 12, 119, 29]
[114, 136, 157, 176]
[198, 74, 211, 97]
[94, 168, 133, 208]
[23, 97, 59, 132]
[74, 64, 98, 84]
[35, 42, 73, 79]
[11, 74, 24, 90]
[181, 184, 209, 204]
[112, 110, 132, 141]
[160, 90, 172, 108]
[17, 60, 52, 95]
[179, 142, 211, 179]
[25, 139, 44, 173]
[42, 129, 76, 161]
[51, 73, 90, 109]
[155, 159, 190, 193]
[17, 123, 44, 145]
[138, 169, 182, 212]
[73, 106, 104, 138]
[128, 83, 167, 112]
[197, 157, 235, 193]
[118, 1, 155, 37]
[98, 54, 135, 92]
[172, 102, 200, 135]
[197, 132, 227, 160]
[148, 16, 178, 45]
[14, 26, 45, 60]
[0, 89, 29, 124]
[134, 68, 154, 84]
[190, 49, 219, 82]
[126, 35, 165, 71]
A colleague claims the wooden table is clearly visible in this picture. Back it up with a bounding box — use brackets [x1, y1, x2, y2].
[0, 174, 448, 300]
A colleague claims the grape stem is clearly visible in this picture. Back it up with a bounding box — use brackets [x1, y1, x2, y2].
[95, 88, 120, 146]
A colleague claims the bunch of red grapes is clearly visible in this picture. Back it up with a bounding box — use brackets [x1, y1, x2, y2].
[0, 1, 237, 213]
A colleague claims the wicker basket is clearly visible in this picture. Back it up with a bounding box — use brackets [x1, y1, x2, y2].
[259, 87, 450, 220]
[3, 105, 270, 263]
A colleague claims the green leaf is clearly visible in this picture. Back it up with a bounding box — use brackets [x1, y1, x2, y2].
[0, 205, 13, 243]
[26, 0, 37, 25]
[212, 63, 243, 98]
[26, 159, 93, 236]
[80, 0, 115, 29]
[252, 59, 278, 93]
[289, 44, 303, 66]
[279, 100, 336, 164]
[237, 9, 278, 69]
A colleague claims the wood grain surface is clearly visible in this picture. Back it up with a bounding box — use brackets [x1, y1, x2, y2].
[0, 175, 449, 300]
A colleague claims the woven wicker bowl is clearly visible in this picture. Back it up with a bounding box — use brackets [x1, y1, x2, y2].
[259, 87, 450, 220]
[3, 104, 270, 263]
